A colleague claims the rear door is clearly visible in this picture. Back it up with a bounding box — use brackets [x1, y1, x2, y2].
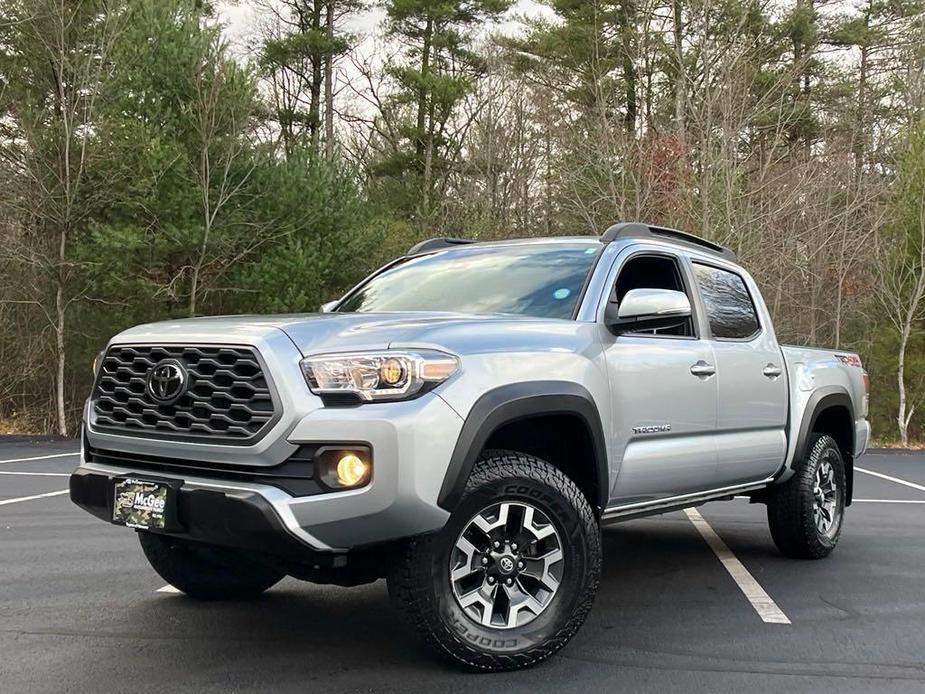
[690, 261, 788, 485]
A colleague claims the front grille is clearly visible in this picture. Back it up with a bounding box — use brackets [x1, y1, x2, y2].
[92, 345, 278, 444]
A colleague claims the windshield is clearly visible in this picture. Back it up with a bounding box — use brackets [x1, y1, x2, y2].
[336, 243, 602, 319]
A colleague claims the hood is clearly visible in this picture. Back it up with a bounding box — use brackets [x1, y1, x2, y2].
[113, 311, 591, 357]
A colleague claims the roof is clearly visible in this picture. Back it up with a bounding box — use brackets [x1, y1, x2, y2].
[405, 223, 736, 263]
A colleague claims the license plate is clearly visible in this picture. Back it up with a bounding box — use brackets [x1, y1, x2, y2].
[113, 478, 173, 530]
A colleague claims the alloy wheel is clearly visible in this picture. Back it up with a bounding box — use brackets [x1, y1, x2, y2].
[812, 457, 840, 538]
[449, 501, 564, 629]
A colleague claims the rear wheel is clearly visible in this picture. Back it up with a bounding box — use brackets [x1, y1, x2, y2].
[138, 532, 284, 600]
[387, 451, 601, 671]
[767, 434, 846, 559]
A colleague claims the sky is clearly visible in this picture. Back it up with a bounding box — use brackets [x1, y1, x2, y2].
[216, 0, 554, 56]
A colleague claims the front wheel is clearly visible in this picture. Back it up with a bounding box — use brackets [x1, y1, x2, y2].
[387, 451, 602, 671]
[138, 532, 285, 600]
[767, 434, 846, 559]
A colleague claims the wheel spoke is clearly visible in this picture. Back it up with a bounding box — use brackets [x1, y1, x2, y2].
[450, 536, 482, 582]
[520, 547, 563, 593]
[472, 502, 511, 536]
[502, 580, 547, 628]
[457, 580, 499, 626]
[812, 459, 841, 538]
[522, 505, 556, 542]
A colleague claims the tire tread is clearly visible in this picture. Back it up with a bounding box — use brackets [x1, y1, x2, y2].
[767, 434, 845, 559]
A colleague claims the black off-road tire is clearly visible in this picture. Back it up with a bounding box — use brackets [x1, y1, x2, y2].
[138, 532, 285, 600]
[387, 450, 602, 672]
[767, 434, 846, 559]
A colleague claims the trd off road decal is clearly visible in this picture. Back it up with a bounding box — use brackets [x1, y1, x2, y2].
[113, 479, 169, 529]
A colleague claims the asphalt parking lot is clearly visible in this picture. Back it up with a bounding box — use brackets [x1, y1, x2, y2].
[2, 441, 925, 693]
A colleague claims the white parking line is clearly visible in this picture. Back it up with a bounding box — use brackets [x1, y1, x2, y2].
[684, 508, 791, 625]
[0, 452, 78, 465]
[157, 585, 181, 594]
[0, 489, 69, 506]
[856, 466, 925, 494]
[0, 471, 69, 477]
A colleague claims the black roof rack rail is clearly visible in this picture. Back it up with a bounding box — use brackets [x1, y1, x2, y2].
[406, 237, 476, 255]
[600, 222, 736, 262]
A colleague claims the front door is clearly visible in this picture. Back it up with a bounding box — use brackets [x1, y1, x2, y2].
[603, 250, 719, 505]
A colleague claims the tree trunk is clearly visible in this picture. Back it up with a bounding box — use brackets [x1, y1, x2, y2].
[415, 15, 433, 163]
[897, 324, 911, 446]
[618, 0, 637, 134]
[190, 204, 210, 317]
[799, 0, 815, 159]
[834, 271, 843, 349]
[417, 14, 434, 212]
[324, 0, 335, 159]
[853, 7, 871, 185]
[544, 123, 552, 235]
[309, 0, 324, 148]
[191, 140, 211, 317]
[54, 228, 68, 437]
[672, 0, 685, 137]
[423, 107, 434, 214]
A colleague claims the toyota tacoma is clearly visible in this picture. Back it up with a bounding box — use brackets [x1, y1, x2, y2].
[71, 222, 870, 671]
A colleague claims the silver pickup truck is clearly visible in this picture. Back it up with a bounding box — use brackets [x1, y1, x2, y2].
[71, 222, 869, 671]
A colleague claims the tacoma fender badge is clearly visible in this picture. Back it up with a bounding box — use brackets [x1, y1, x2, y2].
[633, 424, 671, 434]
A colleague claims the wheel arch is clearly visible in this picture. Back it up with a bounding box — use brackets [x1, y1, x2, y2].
[794, 388, 855, 505]
[437, 381, 608, 515]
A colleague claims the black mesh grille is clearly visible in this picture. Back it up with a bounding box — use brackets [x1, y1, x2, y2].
[92, 345, 277, 443]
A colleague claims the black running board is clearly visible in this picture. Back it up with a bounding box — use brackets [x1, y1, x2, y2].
[600, 479, 773, 524]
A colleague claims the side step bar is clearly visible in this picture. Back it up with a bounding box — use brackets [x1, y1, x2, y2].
[600, 478, 774, 524]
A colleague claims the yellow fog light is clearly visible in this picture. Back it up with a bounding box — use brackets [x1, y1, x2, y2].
[336, 453, 370, 487]
[316, 446, 373, 490]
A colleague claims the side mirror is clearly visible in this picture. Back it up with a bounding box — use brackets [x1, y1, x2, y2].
[320, 300, 339, 313]
[605, 288, 692, 334]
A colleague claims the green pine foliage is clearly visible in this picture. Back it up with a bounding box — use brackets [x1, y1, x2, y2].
[1, 0, 925, 439]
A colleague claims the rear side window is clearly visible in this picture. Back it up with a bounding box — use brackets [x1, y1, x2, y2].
[692, 263, 760, 339]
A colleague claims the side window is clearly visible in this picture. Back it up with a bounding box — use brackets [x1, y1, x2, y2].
[692, 263, 760, 339]
[612, 255, 694, 337]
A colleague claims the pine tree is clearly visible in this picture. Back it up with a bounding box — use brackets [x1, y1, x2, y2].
[258, 0, 356, 154]
[374, 0, 512, 217]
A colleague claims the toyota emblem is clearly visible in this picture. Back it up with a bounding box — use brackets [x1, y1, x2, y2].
[146, 359, 189, 405]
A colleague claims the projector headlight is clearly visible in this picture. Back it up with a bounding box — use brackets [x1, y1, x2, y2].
[300, 350, 459, 402]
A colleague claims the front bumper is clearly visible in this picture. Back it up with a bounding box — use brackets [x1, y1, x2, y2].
[69, 468, 345, 566]
[75, 391, 464, 553]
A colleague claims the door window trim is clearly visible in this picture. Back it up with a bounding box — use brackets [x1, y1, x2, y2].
[598, 248, 702, 341]
[690, 260, 763, 343]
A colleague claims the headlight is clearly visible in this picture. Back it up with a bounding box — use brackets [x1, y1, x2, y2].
[300, 350, 459, 402]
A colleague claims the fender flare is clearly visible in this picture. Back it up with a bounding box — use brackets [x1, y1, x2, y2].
[793, 387, 855, 462]
[437, 381, 609, 512]
[792, 386, 855, 505]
